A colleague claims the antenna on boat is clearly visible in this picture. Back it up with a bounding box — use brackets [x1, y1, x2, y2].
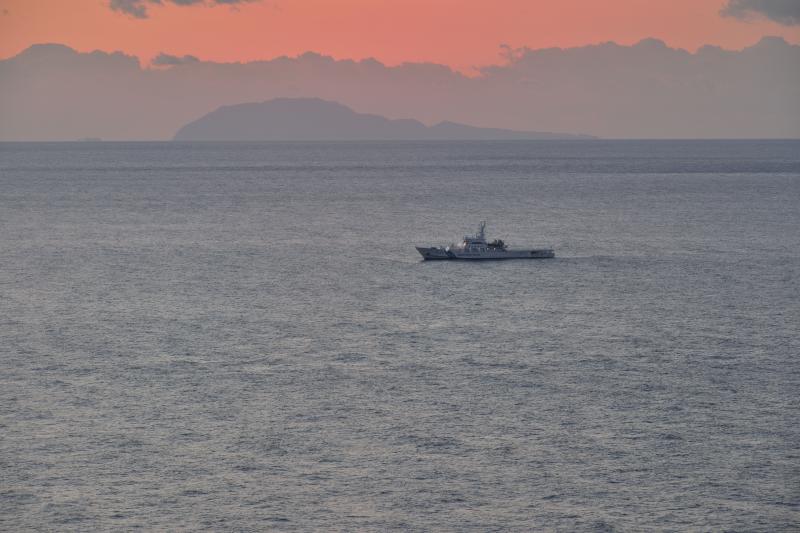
[478, 221, 486, 240]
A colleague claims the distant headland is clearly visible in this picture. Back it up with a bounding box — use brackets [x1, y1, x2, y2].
[173, 98, 596, 141]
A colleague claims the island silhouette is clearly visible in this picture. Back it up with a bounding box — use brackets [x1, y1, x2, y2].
[173, 98, 595, 141]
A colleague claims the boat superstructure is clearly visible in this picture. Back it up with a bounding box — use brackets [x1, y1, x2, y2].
[415, 222, 554, 261]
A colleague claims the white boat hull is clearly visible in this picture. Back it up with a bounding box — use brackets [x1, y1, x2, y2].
[416, 246, 554, 260]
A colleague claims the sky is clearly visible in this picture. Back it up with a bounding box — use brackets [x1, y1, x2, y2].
[1, 0, 799, 72]
[1, 1, 799, 140]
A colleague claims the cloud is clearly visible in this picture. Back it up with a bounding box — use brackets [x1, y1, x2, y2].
[109, 0, 149, 18]
[109, 0, 260, 19]
[720, 0, 800, 25]
[498, 44, 524, 63]
[1, 38, 798, 140]
[152, 52, 200, 65]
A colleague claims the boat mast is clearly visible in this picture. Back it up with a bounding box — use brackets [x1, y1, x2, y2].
[478, 221, 486, 241]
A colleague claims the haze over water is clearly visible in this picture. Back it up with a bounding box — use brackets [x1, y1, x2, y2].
[1, 140, 799, 530]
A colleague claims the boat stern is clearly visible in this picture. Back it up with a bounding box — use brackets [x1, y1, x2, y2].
[416, 246, 451, 260]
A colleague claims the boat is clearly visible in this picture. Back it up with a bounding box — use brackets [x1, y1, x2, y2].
[415, 222, 555, 260]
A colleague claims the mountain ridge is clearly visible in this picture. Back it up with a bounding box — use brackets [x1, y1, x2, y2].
[173, 98, 596, 141]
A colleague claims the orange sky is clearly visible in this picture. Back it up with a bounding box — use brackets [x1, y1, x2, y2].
[1, 0, 798, 71]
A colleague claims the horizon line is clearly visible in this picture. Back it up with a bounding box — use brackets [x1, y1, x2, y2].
[4, 138, 800, 144]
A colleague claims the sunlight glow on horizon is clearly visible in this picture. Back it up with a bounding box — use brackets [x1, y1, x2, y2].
[1, 0, 799, 72]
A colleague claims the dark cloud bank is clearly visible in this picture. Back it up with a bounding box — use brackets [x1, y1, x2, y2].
[1, 38, 798, 140]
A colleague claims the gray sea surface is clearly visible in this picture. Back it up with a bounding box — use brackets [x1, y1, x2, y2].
[1, 140, 799, 531]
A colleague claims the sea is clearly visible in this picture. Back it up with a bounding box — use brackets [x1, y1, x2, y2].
[1, 140, 798, 531]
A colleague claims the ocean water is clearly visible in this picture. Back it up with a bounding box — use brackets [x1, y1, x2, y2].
[1, 140, 799, 531]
